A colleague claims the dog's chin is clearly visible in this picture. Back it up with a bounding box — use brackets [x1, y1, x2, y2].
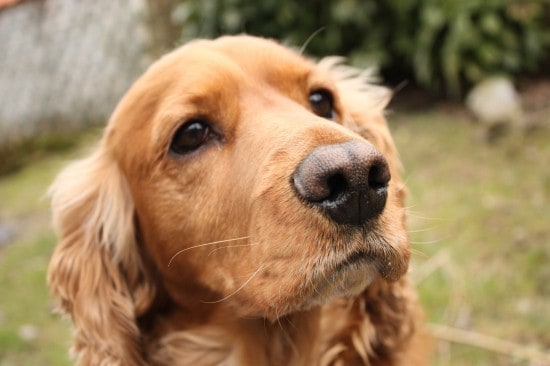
[307, 259, 379, 308]
[230, 259, 379, 321]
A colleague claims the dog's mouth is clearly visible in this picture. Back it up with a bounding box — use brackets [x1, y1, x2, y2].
[306, 237, 409, 305]
[306, 249, 377, 305]
[334, 250, 374, 273]
[334, 236, 409, 280]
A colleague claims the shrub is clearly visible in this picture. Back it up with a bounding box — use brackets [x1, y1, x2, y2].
[174, 0, 550, 98]
[406, 0, 549, 97]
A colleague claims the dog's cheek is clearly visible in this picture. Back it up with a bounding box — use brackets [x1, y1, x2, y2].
[231, 207, 332, 317]
[229, 257, 318, 319]
[378, 196, 411, 266]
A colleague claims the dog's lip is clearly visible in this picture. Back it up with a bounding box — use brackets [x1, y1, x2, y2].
[335, 246, 408, 282]
[335, 250, 374, 272]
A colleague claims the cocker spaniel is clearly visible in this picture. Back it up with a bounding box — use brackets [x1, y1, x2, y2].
[48, 35, 426, 365]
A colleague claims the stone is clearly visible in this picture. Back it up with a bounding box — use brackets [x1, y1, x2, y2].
[465, 76, 525, 141]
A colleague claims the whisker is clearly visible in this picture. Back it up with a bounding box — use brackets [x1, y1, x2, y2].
[392, 80, 409, 95]
[168, 236, 250, 267]
[308, 272, 323, 298]
[201, 265, 263, 304]
[299, 27, 326, 54]
[276, 306, 284, 331]
[410, 248, 430, 258]
[408, 226, 438, 234]
[406, 210, 447, 222]
[411, 238, 442, 246]
[207, 242, 257, 257]
[314, 253, 336, 297]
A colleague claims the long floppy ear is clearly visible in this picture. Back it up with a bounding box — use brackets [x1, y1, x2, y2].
[48, 144, 154, 365]
[318, 59, 427, 365]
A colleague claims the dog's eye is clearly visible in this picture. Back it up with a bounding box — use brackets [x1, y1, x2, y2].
[170, 120, 212, 155]
[309, 90, 335, 120]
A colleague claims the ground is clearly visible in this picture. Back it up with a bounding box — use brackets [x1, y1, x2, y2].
[391, 106, 550, 365]
[0, 102, 548, 365]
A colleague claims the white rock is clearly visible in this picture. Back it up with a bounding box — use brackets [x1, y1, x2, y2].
[18, 324, 38, 341]
[465, 76, 525, 128]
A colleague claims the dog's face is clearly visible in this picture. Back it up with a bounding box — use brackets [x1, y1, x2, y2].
[105, 36, 409, 319]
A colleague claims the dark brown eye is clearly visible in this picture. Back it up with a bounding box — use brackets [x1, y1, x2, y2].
[170, 120, 212, 155]
[309, 90, 335, 120]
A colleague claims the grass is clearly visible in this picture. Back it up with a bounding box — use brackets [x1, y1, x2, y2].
[0, 233, 72, 366]
[0, 151, 76, 366]
[0, 107, 548, 365]
[391, 107, 550, 365]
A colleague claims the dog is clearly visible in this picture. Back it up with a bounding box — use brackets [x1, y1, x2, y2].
[48, 35, 425, 365]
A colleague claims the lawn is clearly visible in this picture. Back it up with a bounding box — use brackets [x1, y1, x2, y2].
[0, 150, 74, 366]
[0, 106, 548, 365]
[391, 107, 550, 365]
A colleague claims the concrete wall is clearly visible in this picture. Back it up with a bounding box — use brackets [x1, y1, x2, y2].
[0, 0, 155, 148]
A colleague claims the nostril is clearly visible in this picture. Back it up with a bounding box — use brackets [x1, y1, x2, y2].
[325, 173, 348, 202]
[368, 162, 391, 190]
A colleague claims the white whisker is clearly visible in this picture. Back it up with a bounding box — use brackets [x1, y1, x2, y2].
[406, 210, 447, 222]
[168, 236, 250, 267]
[410, 248, 430, 258]
[299, 27, 326, 54]
[411, 238, 442, 245]
[408, 226, 438, 234]
[202, 265, 263, 304]
[207, 242, 257, 257]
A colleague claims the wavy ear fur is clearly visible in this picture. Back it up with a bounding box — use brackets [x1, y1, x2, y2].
[48, 144, 154, 365]
[318, 58, 426, 365]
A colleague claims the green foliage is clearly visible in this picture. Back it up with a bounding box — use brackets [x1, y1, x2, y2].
[175, 0, 380, 61]
[407, 0, 549, 97]
[175, 0, 549, 98]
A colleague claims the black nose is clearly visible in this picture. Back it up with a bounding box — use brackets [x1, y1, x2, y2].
[292, 140, 390, 226]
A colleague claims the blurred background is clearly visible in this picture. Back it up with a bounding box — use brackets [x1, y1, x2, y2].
[0, 0, 548, 365]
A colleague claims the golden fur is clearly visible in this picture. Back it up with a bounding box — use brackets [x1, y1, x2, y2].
[48, 35, 426, 365]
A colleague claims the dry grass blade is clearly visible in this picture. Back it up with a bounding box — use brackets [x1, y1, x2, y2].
[427, 323, 550, 364]
[412, 249, 451, 284]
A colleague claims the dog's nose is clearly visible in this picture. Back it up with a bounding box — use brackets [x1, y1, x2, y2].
[292, 140, 390, 226]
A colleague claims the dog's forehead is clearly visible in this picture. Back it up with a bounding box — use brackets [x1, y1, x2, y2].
[171, 36, 315, 85]
[106, 36, 329, 167]
[209, 35, 313, 72]
[112, 36, 316, 115]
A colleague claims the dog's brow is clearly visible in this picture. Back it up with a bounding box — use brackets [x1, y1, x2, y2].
[150, 65, 243, 151]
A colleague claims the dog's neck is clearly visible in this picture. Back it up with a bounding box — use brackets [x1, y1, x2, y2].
[142, 303, 322, 366]
[136, 267, 386, 365]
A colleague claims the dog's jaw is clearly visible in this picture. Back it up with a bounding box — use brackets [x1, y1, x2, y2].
[308, 258, 380, 307]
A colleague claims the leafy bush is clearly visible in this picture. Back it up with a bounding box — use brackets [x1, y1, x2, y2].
[174, 0, 383, 61]
[174, 0, 549, 98]
[405, 0, 549, 96]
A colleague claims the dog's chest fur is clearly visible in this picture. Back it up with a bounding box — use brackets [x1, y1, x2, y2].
[146, 300, 384, 366]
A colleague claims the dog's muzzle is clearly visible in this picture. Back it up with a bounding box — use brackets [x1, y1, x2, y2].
[292, 140, 390, 226]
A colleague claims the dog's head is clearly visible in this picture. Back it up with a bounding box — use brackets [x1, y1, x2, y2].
[48, 35, 410, 362]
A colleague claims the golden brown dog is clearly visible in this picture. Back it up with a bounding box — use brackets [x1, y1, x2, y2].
[48, 35, 425, 365]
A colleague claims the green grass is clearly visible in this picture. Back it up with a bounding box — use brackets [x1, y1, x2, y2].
[390, 108, 550, 365]
[0, 233, 72, 366]
[0, 150, 77, 366]
[0, 108, 548, 365]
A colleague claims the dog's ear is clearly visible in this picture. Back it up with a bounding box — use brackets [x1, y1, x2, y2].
[48, 145, 154, 365]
